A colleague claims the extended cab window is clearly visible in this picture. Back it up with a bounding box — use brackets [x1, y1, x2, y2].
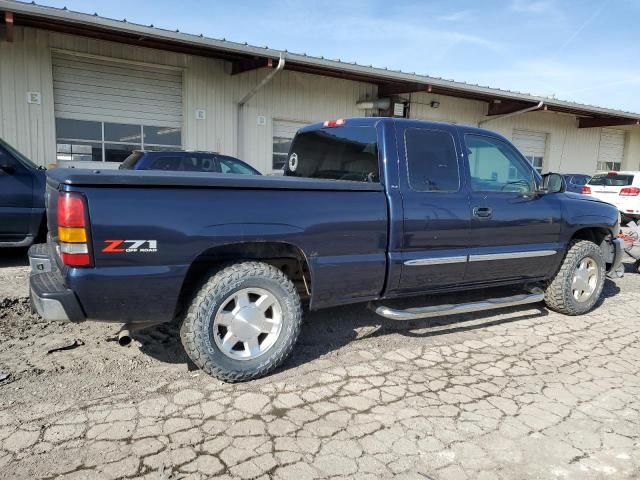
[285, 126, 379, 182]
[465, 134, 534, 193]
[405, 128, 459, 192]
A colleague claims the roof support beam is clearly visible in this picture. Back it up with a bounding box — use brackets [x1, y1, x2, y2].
[378, 83, 432, 97]
[231, 57, 275, 75]
[3, 11, 14, 42]
[487, 100, 538, 116]
[578, 117, 640, 128]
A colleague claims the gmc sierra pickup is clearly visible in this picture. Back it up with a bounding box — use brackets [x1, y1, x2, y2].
[29, 118, 624, 382]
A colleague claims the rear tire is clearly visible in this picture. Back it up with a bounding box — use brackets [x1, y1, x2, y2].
[180, 261, 302, 382]
[544, 240, 605, 315]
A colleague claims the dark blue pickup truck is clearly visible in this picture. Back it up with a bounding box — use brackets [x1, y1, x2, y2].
[29, 118, 624, 381]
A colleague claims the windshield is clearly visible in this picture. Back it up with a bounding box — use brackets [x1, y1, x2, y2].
[119, 151, 144, 170]
[588, 174, 635, 186]
[0, 138, 40, 169]
[218, 157, 259, 175]
[285, 126, 379, 182]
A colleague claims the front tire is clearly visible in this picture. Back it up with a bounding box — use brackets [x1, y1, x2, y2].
[544, 240, 605, 315]
[180, 261, 302, 382]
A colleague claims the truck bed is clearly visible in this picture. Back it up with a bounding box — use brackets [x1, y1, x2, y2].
[45, 168, 389, 323]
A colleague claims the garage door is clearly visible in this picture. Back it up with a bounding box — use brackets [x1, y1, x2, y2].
[272, 120, 307, 171]
[512, 129, 547, 174]
[52, 52, 183, 163]
[597, 129, 625, 171]
[52, 52, 183, 127]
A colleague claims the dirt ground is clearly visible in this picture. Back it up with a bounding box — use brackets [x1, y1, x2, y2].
[0, 248, 639, 480]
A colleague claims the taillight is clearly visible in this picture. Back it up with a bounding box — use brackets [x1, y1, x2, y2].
[57, 192, 92, 267]
[323, 118, 346, 128]
[620, 187, 640, 196]
[582, 186, 591, 194]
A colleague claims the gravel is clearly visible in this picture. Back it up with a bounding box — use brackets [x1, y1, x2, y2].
[1, 248, 639, 479]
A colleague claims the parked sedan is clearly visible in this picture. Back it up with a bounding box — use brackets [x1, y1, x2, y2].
[119, 150, 261, 175]
[562, 173, 591, 193]
[0, 138, 46, 247]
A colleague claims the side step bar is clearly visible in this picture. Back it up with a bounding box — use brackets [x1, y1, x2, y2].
[370, 291, 545, 321]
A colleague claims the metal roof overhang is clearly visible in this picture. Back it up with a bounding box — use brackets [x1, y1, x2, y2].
[2, 0, 639, 128]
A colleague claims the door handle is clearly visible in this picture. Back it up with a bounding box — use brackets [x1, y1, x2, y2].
[473, 207, 492, 218]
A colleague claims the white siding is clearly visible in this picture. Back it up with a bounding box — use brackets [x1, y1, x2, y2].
[1, 25, 639, 174]
[408, 92, 485, 126]
[0, 27, 55, 165]
[52, 52, 183, 127]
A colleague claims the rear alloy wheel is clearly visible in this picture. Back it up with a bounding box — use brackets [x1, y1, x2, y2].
[180, 261, 302, 382]
[212, 288, 283, 361]
[545, 240, 605, 315]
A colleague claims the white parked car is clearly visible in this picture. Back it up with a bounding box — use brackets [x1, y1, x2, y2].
[583, 171, 640, 222]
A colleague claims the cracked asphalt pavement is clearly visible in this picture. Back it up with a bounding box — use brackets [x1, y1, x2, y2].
[0, 250, 639, 479]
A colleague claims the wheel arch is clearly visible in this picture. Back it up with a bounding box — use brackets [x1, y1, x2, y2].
[174, 241, 312, 319]
[568, 226, 618, 270]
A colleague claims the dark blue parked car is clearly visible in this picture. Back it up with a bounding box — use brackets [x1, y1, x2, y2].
[0, 138, 46, 247]
[562, 174, 591, 193]
[119, 150, 260, 175]
[29, 118, 623, 382]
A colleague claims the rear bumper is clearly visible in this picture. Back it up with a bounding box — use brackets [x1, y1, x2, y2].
[28, 244, 86, 323]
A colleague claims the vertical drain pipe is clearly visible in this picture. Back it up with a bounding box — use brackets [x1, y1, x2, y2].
[236, 54, 286, 160]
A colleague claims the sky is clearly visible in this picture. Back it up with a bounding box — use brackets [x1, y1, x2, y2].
[36, 0, 640, 113]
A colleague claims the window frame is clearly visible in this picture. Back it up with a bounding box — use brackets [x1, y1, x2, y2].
[55, 118, 182, 163]
[464, 133, 538, 194]
[403, 127, 461, 193]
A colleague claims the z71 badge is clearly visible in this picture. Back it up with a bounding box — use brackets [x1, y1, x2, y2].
[102, 240, 158, 253]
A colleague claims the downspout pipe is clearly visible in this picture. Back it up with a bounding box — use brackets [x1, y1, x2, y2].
[479, 100, 544, 126]
[236, 54, 286, 160]
[238, 54, 286, 106]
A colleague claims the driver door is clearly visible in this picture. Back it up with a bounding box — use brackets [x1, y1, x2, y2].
[463, 133, 563, 284]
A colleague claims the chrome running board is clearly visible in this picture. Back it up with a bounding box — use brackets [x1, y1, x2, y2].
[370, 291, 545, 321]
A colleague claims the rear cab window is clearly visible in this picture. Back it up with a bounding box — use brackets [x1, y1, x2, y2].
[284, 126, 379, 183]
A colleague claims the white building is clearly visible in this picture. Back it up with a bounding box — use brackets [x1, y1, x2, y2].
[1, 0, 639, 175]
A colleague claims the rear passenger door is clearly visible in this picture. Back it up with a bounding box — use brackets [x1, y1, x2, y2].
[395, 125, 471, 294]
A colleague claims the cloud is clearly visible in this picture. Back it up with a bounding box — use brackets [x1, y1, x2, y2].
[509, 0, 556, 14]
[436, 10, 474, 22]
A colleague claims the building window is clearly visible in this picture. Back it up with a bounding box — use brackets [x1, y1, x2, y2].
[525, 155, 544, 174]
[596, 161, 621, 171]
[55, 118, 181, 163]
[272, 136, 291, 171]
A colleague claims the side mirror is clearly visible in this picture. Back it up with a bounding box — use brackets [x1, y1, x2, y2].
[541, 173, 565, 194]
[0, 163, 15, 175]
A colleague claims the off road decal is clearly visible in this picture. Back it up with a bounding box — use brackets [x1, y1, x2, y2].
[102, 240, 158, 253]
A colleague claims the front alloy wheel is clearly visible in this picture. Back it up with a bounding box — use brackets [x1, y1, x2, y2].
[571, 257, 598, 302]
